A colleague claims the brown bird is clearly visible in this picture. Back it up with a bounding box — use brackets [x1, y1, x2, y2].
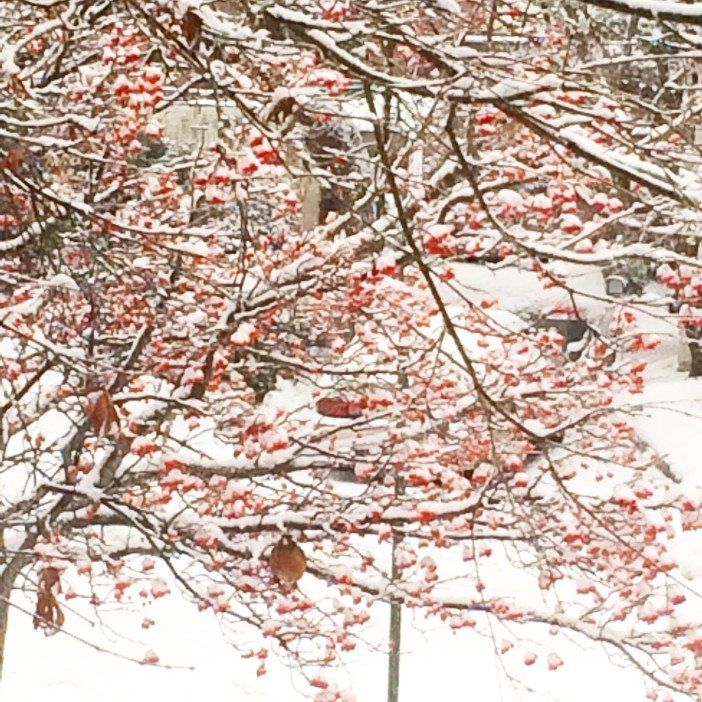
[269, 536, 306, 585]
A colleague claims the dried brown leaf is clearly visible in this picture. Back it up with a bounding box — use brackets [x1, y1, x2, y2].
[182, 11, 202, 47]
[34, 567, 64, 632]
[87, 390, 120, 438]
[0, 148, 25, 172]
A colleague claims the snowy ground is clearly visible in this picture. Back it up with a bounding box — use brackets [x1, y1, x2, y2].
[3, 580, 668, 702]
[5, 266, 702, 701]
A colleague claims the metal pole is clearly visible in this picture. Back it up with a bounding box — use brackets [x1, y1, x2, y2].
[387, 477, 404, 702]
[387, 580, 402, 702]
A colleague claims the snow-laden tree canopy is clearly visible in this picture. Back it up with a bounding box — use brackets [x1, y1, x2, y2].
[3, 0, 702, 699]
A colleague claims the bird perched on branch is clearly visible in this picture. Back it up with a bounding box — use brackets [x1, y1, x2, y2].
[269, 536, 306, 586]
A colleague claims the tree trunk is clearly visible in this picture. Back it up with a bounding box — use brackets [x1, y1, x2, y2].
[689, 341, 702, 378]
[0, 535, 33, 684]
[685, 324, 702, 378]
[0, 593, 10, 680]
